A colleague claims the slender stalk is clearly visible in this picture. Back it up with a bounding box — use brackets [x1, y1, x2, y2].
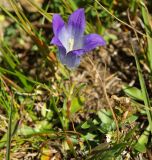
[133, 49, 152, 133]
[87, 57, 120, 142]
[6, 103, 12, 160]
[128, 6, 152, 133]
[51, 97, 65, 130]
[100, 72, 120, 142]
[95, 0, 145, 37]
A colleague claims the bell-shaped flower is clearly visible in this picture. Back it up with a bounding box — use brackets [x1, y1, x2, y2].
[51, 8, 106, 68]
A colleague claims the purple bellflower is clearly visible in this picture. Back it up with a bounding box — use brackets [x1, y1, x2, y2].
[51, 8, 106, 68]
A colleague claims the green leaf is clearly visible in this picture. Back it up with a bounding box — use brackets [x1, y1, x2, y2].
[87, 143, 126, 160]
[134, 125, 150, 153]
[85, 133, 96, 141]
[41, 103, 47, 117]
[123, 85, 143, 101]
[18, 121, 53, 136]
[81, 121, 91, 129]
[71, 96, 85, 114]
[97, 109, 113, 124]
[134, 143, 146, 153]
[126, 115, 138, 123]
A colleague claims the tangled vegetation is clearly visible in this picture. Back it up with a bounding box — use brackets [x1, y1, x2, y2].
[0, 0, 152, 159]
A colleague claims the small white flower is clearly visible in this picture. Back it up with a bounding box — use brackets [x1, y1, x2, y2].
[106, 133, 112, 143]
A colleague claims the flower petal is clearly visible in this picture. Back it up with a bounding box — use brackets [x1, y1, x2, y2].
[50, 36, 63, 47]
[58, 47, 81, 68]
[83, 34, 106, 52]
[70, 49, 85, 56]
[58, 25, 84, 52]
[68, 8, 85, 38]
[58, 26, 73, 52]
[52, 14, 64, 36]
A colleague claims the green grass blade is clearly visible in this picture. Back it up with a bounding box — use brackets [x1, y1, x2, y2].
[0, 40, 20, 69]
[140, 1, 152, 72]
[133, 46, 152, 133]
[8, 0, 32, 34]
[50, 97, 65, 130]
[67, 0, 78, 10]
[26, 0, 52, 21]
[6, 101, 12, 160]
[0, 4, 22, 27]
[0, 1, 51, 57]
[0, 67, 37, 91]
[0, 80, 13, 159]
